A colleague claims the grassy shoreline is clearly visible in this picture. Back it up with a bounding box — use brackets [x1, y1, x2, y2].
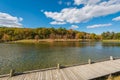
[2, 39, 120, 44]
[9, 39, 95, 43]
[13, 39, 120, 43]
[102, 40, 120, 42]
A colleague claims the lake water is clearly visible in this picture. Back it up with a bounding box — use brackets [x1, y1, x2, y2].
[0, 42, 120, 74]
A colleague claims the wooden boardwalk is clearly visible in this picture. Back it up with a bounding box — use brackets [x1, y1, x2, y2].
[1, 59, 120, 80]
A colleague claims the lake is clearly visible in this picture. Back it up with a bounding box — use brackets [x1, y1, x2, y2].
[0, 41, 120, 75]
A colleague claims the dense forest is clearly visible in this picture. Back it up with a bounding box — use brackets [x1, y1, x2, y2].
[0, 27, 120, 42]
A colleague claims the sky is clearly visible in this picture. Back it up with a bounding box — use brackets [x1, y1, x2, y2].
[0, 0, 120, 34]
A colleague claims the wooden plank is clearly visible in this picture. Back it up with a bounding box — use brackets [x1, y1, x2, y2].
[71, 67, 88, 80]
[51, 69, 58, 80]
[61, 69, 74, 80]
[37, 72, 41, 80]
[84, 63, 117, 79]
[30, 72, 39, 80]
[59, 69, 69, 80]
[0, 77, 9, 80]
[8, 75, 25, 80]
[23, 73, 37, 80]
[46, 70, 52, 80]
[68, 67, 86, 80]
[101, 61, 120, 72]
[80, 65, 103, 79]
[87, 63, 112, 78]
[45, 70, 52, 80]
[63, 68, 79, 80]
[56, 69, 66, 80]
[40, 71, 46, 80]
[76, 65, 100, 79]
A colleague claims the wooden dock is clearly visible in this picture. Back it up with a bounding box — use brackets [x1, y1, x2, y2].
[1, 58, 120, 80]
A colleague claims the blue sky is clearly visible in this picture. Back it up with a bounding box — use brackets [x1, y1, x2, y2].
[0, 0, 120, 34]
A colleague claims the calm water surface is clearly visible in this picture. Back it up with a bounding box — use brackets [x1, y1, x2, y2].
[0, 42, 120, 74]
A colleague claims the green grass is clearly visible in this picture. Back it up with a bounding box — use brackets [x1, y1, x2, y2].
[102, 40, 120, 42]
[11, 39, 37, 43]
[10, 39, 85, 43]
[107, 75, 120, 80]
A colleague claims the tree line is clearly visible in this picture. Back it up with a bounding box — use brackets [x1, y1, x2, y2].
[101, 31, 120, 40]
[0, 27, 120, 42]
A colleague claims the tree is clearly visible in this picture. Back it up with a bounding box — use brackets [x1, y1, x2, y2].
[75, 32, 84, 39]
[2, 34, 10, 42]
[90, 33, 96, 40]
[115, 33, 120, 39]
[101, 31, 115, 40]
[50, 33, 56, 39]
[34, 35, 39, 42]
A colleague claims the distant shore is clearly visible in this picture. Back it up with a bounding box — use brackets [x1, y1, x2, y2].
[9, 39, 96, 43]
[2, 39, 120, 43]
[102, 40, 120, 42]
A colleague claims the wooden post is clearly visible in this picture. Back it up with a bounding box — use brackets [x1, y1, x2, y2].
[107, 74, 113, 80]
[57, 64, 61, 69]
[88, 59, 92, 64]
[110, 56, 114, 60]
[10, 69, 15, 77]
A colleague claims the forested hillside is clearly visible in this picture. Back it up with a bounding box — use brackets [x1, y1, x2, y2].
[0, 27, 120, 42]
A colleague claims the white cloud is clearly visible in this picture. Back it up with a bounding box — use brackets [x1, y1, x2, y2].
[112, 16, 120, 21]
[0, 12, 23, 27]
[44, 0, 120, 25]
[65, 2, 71, 6]
[58, 0, 71, 6]
[87, 23, 112, 29]
[70, 25, 79, 29]
[74, 0, 101, 5]
[58, 0, 62, 5]
[50, 21, 66, 25]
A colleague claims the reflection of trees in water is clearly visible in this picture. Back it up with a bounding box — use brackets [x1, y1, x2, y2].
[36, 42, 97, 48]
[102, 42, 120, 47]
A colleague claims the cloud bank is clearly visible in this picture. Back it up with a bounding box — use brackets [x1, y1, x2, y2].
[70, 25, 79, 29]
[44, 0, 120, 25]
[50, 21, 66, 25]
[0, 12, 23, 27]
[112, 16, 120, 21]
[87, 23, 112, 29]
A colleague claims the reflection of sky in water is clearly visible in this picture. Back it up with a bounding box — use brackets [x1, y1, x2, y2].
[0, 42, 120, 74]
[95, 42, 102, 50]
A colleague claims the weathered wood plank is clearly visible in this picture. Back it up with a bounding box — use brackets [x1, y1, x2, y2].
[63, 68, 78, 80]
[51, 69, 58, 80]
[72, 67, 87, 80]
[67, 67, 85, 80]
[0, 77, 9, 80]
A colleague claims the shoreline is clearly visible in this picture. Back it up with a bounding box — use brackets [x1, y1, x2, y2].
[10, 39, 92, 43]
[102, 40, 120, 42]
[1, 39, 120, 43]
